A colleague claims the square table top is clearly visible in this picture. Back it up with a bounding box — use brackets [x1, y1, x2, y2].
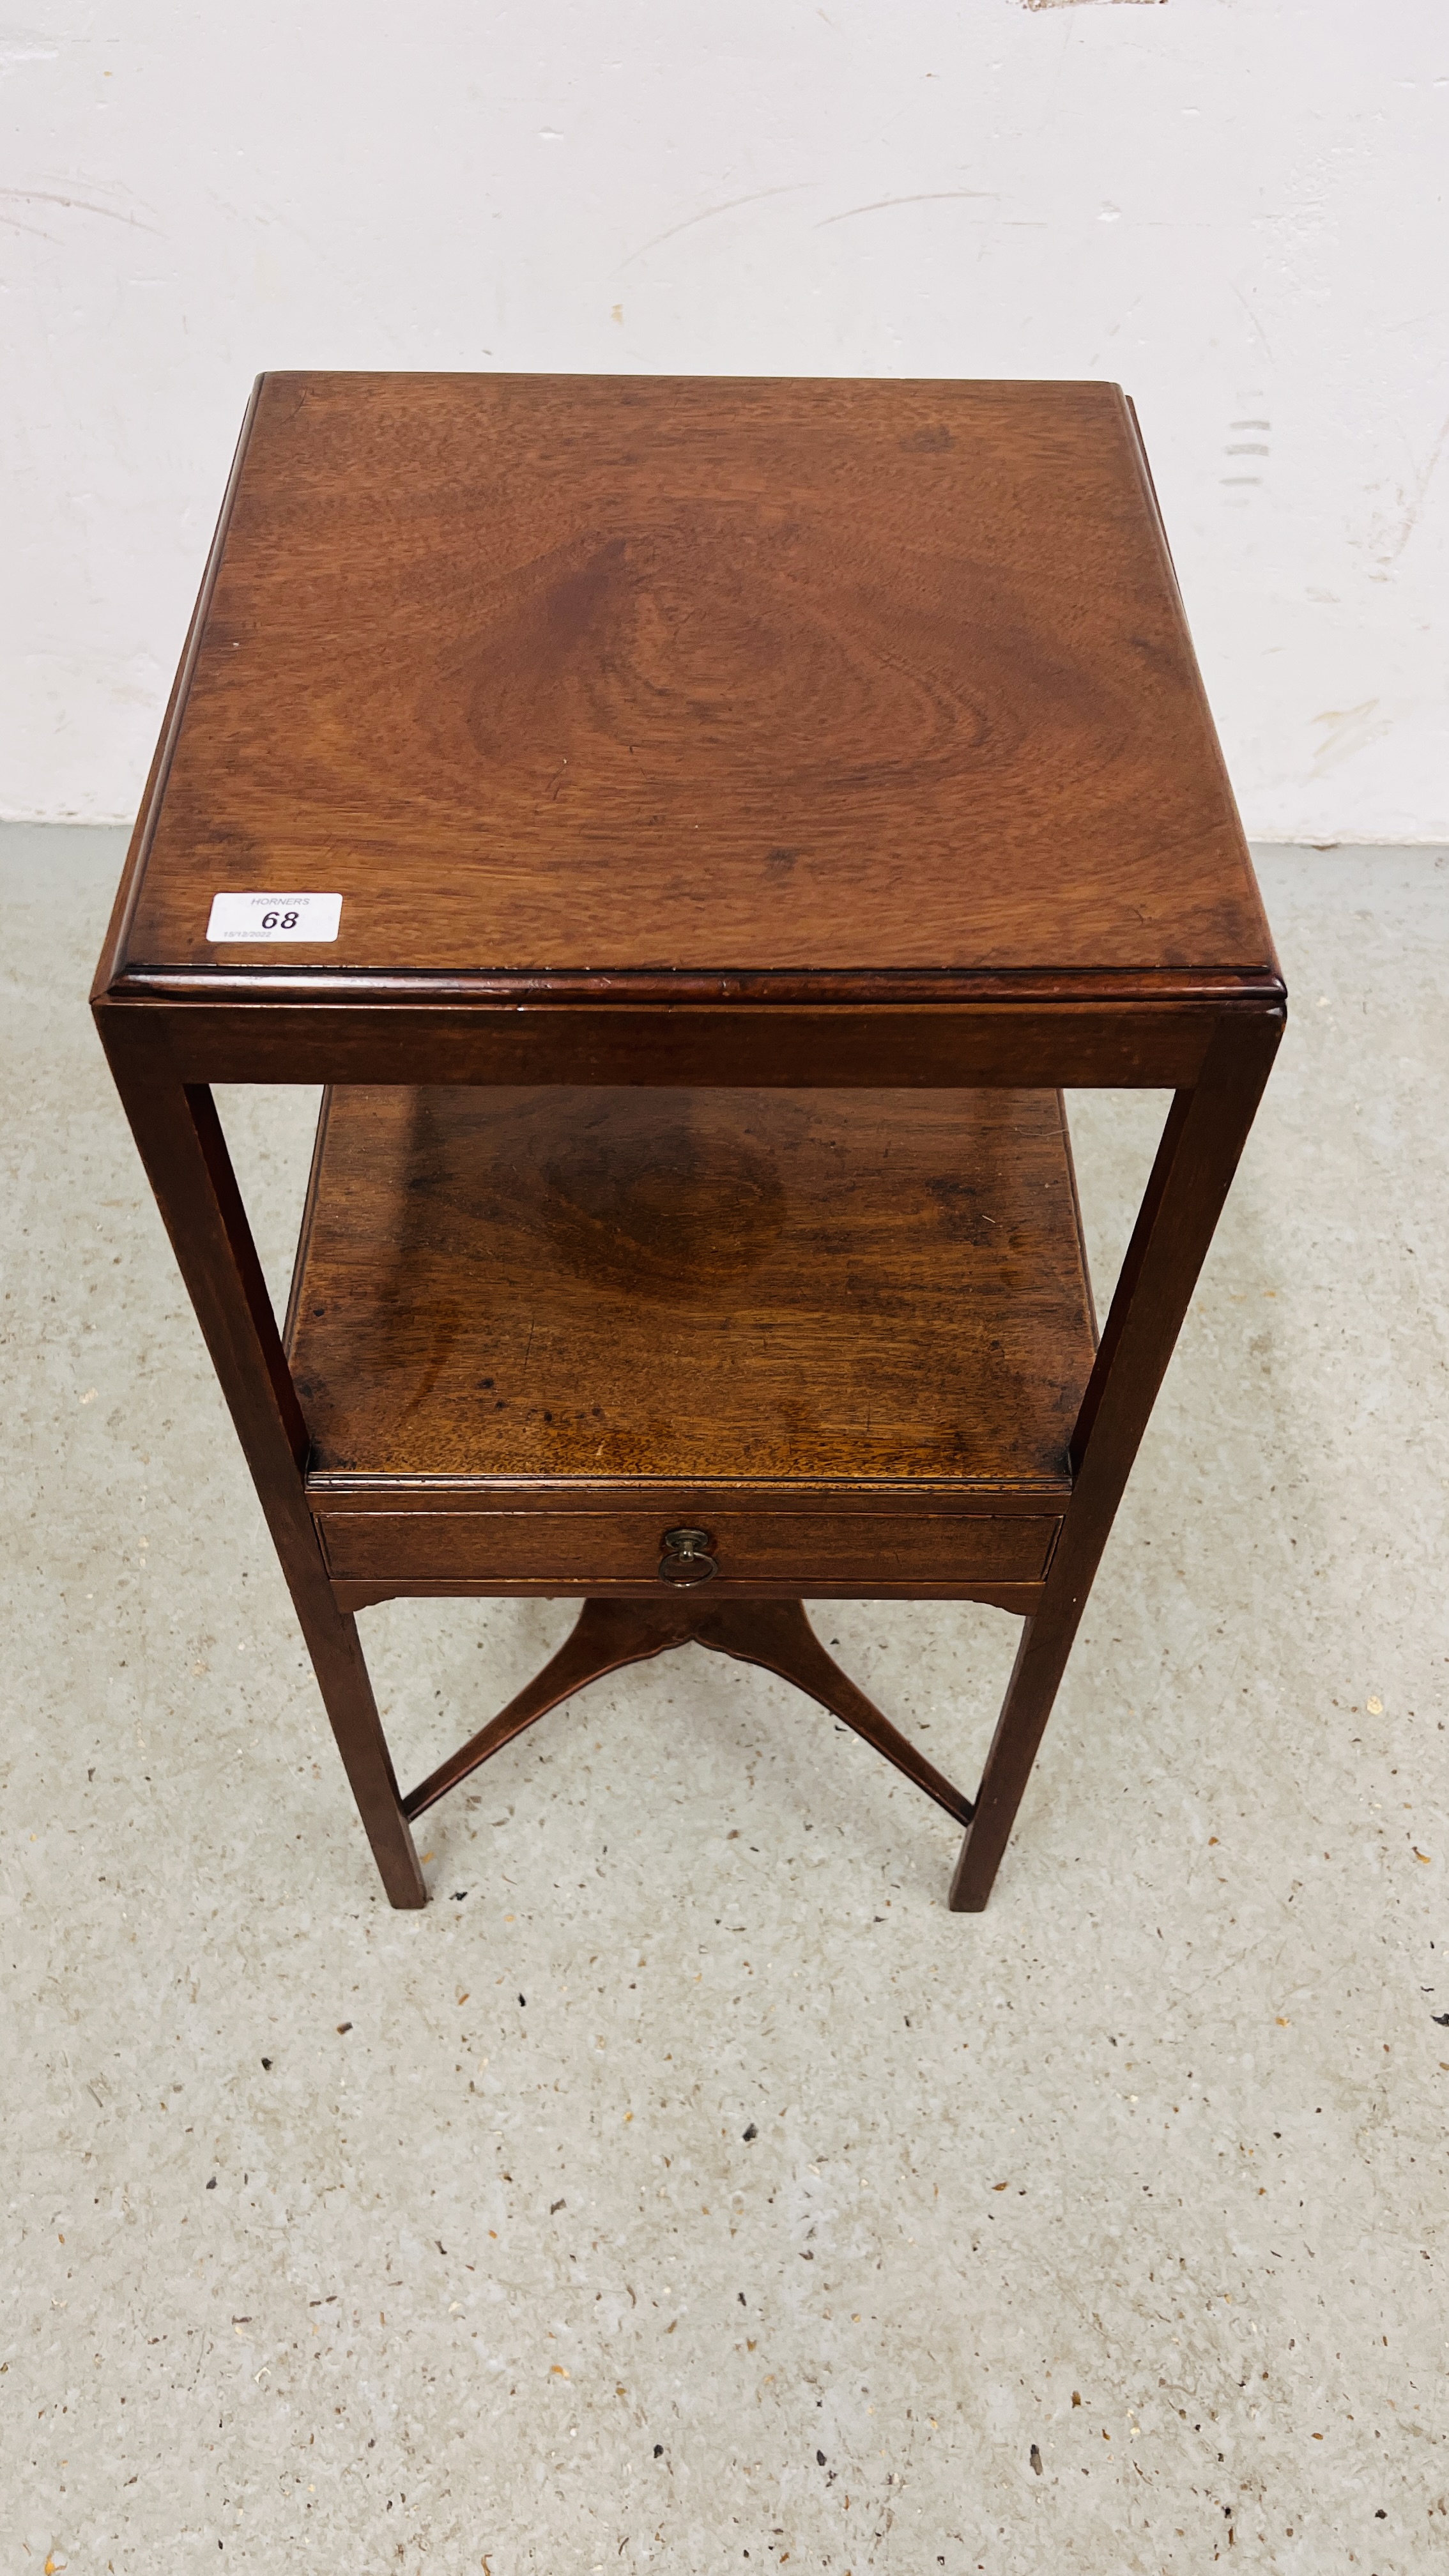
[104, 371, 1278, 1004]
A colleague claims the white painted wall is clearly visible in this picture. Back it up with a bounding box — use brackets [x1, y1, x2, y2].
[2, 1, 1445, 836]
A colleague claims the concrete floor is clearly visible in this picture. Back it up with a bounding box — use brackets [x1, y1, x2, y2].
[4, 828, 1447, 2572]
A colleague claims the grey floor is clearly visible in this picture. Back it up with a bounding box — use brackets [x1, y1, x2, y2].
[4, 828, 1447, 2572]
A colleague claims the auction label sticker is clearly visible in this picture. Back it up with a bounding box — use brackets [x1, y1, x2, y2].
[206, 892, 342, 942]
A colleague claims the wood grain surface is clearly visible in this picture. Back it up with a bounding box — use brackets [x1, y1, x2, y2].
[286, 1084, 1096, 1489]
[112, 372, 1274, 988]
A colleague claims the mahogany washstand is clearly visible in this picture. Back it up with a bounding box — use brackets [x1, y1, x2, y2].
[93, 373, 1284, 1910]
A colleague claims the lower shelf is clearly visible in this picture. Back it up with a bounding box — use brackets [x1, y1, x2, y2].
[288, 1084, 1095, 1598]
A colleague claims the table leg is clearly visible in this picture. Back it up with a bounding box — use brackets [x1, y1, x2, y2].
[98, 1032, 427, 1908]
[949, 1009, 1283, 1912]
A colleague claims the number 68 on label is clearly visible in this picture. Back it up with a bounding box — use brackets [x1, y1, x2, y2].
[206, 892, 343, 943]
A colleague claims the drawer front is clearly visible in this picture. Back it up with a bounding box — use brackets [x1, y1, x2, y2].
[317, 1510, 1061, 1590]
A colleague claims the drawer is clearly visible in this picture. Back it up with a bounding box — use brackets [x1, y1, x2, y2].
[316, 1508, 1061, 1592]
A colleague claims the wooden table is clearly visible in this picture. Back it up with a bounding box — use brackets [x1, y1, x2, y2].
[93, 373, 1284, 1912]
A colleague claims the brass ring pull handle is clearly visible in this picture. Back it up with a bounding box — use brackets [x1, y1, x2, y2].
[659, 1526, 717, 1586]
